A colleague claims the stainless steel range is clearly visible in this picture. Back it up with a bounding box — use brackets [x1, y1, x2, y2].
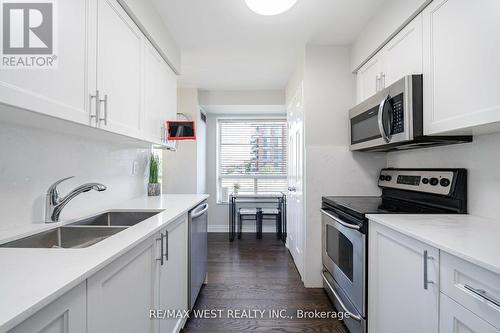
[321, 168, 467, 333]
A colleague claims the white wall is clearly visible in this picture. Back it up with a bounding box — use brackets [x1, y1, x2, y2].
[388, 133, 500, 220]
[350, 0, 430, 71]
[300, 45, 387, 287]
[163, 88, 206, 194]
[0, 118, 149, 231]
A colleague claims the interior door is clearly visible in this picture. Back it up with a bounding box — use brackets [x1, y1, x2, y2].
[287, 82, 305, 278]
[96, 0, 143, 137]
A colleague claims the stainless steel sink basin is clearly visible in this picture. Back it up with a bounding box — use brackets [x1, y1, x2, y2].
[70, 211, 160, 227]
[0, 226, 127, 249]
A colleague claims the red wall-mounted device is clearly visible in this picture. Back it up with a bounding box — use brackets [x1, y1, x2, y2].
[166, 121, 196, 140]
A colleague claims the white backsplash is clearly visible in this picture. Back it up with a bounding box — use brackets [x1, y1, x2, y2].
[0, 121, 149, 230]
[388, 132, 500, 220]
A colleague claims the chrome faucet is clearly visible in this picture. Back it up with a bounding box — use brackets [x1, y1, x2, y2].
[45, 176, 107, 223]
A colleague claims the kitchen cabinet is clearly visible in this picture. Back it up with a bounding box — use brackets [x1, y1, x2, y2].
[143, 41, 177, 144]
[9, 283, 86, 333]
[355, 14, 422, 104]
[356, 55, 382, 104]
[368, 222, 439, 333]
[422, 0, 500, 135]
[0, 0, 92, 126]
[93, 0, 144, 138]
[157, 215, 189, 333]
[87, 235, 158, 333]
[440, 293, 499, 333]
[0, 0, 177, 145]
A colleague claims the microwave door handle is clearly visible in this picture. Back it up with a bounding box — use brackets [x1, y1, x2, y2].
[321, 210, 360, 230]
[378, 94, 392, 143]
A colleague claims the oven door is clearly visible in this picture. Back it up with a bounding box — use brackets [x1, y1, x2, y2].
[321, 209, 366, 316]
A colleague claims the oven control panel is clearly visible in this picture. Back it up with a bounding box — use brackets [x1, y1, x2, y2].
[378, 169, 455, 196]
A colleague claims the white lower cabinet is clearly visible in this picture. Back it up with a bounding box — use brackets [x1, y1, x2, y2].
[157, 215, 189, 333]
[440, 293, 499, 333]
[368, 222, 439, 333]
[87, 235, 158, 333]
[9, 283, 86, 333]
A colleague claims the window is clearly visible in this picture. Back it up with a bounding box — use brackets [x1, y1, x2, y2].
[217, 118, 288, 202]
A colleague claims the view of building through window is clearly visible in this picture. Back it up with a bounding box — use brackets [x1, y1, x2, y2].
[217, 119, 288, 201]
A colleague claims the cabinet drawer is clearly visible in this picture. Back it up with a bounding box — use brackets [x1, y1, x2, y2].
[441, 252, 500, 328]
[440, 293, 499, 333]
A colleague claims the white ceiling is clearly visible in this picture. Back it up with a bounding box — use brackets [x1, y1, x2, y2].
[153, 0, 385, 90]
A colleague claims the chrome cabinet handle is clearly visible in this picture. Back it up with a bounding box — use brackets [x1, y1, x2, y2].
[423, 250, 435, 290]
[375, 75, 380, 92]
[90, 90, 100, 126]
[321, 271, 362, 321]
[464, 285, 500, 308]
[321, 209, 360, 230]
[381, 72, 386, 89]
[98, 94, 108, 126]
[164, 231, 168, 261]
[157, 232, 165, 266]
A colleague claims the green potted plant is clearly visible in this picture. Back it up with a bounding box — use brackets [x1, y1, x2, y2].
[148, 154, 161, 196]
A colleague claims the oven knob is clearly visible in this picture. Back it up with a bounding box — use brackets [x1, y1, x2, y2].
[385, 175, 392, 181]
[440, 178, 451, 187]
[379, 175, 385, 181]
[422, 178, 429, 184]
[429, 178, 439, 186]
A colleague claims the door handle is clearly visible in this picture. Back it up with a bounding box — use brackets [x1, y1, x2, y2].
[464, 285, 500, 307]
[423, 250, 435, 290]
[157, 232, 165, 266]
[288, 186, 296, 192]
[164, 231, 168, 261]
[191, 203, 209, 218]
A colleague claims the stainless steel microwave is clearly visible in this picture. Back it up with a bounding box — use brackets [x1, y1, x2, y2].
[349, 75, 471, 152]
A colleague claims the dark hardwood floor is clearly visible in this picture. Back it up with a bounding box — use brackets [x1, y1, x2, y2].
[182, 233, 348, 333]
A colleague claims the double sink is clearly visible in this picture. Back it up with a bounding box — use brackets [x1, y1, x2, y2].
[0, 211, 161, 249]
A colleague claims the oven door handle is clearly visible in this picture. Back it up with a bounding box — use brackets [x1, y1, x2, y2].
[321, 210, 360, 230]
[321, 270, 363, 321]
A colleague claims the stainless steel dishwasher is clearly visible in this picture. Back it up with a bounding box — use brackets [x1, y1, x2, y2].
[188, 201, 208, 310]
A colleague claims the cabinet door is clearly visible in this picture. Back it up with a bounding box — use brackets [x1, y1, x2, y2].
[158, 216, 188, 333]
[87, 236, 157, 333]
[0, 0, 92, 125]
[423, 0, 500, 135]
[143, 42, 177, 144]
[9, 283, 86, 333]
[356, 55, 382, 104]
[95, 0, 143, 137]
[383, 14, 423, 87]
[440, 293, 499, 333]
[368, 222, 439, 333]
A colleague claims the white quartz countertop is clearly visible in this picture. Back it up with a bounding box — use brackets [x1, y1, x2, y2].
[0, 194, 209, 332]
[367, 214, 500, 276]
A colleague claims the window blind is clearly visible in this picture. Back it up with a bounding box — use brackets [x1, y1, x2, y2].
[217, 119, 288, 200]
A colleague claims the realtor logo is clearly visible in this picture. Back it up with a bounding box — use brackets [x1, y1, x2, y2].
[1, 0, 57, 68]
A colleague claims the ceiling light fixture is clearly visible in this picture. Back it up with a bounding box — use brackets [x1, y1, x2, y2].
[245, 0, 297, 16]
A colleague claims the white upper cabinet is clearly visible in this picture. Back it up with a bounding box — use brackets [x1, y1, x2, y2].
[356, 55, 383, 104]
[369, 222, 439, 333]
[0, 0, 92, 125]
[422, 0, 500, 135]
[94, 0, 144, 138]
[143, 41, 177, 144]
[383, 14, 423, 87]
[355, 14, 423, 104]
[0, 0, 177, 144]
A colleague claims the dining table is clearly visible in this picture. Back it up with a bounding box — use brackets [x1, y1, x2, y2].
[228, 192, 287, 242]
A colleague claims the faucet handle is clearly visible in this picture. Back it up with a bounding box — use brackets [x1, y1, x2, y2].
[47, 176, 75, 202]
